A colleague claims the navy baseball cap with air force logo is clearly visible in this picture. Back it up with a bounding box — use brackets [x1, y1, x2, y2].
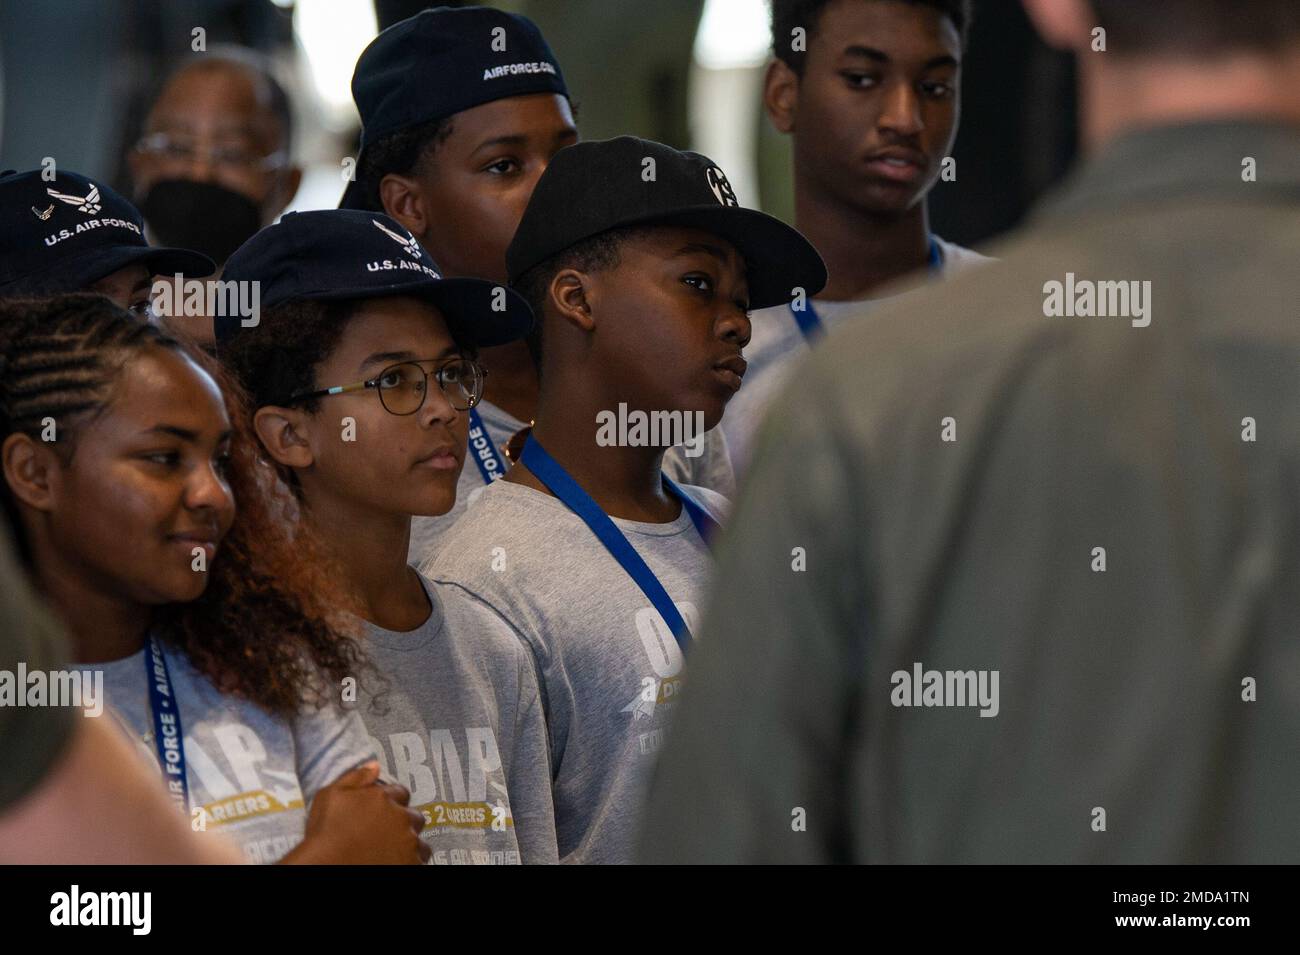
[506, 136, 828, 311]
[339, 5, 569, 210]
[215, 209, 533, 349]
[0, 168, 214, 296]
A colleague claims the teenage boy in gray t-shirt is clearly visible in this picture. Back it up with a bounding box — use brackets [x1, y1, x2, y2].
[426, 137, 826, 863]
[218, 209, 557, 863]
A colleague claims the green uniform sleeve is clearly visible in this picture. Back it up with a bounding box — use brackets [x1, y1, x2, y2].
[0, 532, 79, 813]
[640, 363, 869, 863]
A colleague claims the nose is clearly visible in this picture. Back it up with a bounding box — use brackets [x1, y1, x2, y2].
[879, 81, 924, 137]
[185, 459, 235, 523]
[418, 375, 461, 429]
[717, 304, 751, 350]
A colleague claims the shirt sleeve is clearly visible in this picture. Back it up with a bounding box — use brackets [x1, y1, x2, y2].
[0, 532, 79, 813]
[640, 364, 869, 863]
[292, 701, 377, 806]
[507, 637, 560, 864]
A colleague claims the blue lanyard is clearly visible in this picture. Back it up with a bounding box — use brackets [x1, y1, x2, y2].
[790, 236, 944, 342]
[145, 635, 190, 815]
[467, 406, 507, 485]
[519, 435, 719, 651]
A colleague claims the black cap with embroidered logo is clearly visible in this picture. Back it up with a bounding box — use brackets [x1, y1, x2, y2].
[0, 168, 214, 297]
[339, 5, 568, 210]
[215, 209, 533, 350]
[505, 137, 827, 311]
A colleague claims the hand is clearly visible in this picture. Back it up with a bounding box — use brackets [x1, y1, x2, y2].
[281, 760, 429, 864]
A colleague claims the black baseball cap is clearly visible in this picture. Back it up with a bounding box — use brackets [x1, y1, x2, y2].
[506, 137, 827, 311]
[0, 168, 214, 297]
[215, 209, 533, 349]
[339, 5, 568, 210]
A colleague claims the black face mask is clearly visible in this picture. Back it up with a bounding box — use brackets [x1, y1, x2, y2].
[139, 179, 263, 265]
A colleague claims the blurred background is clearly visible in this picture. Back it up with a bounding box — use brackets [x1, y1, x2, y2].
[0, 0, 1078, 247]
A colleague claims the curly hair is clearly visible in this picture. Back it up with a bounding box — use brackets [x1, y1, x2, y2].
[0, 294, 368, 716]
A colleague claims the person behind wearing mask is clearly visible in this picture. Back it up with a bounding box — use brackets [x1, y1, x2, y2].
[129, 45, 301, 344]
[0, 168, 213, 315]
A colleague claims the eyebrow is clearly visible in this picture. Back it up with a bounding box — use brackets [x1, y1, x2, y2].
[141, 425, 233, 443]
[357, 344, 459, 373]
[473, 125, 578, 154]
[672, 242, 734, 266]
[842, 46, 959, 70]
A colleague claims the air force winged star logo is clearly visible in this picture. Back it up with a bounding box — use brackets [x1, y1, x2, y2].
[47, 183, 102, 215]
[372, 218, 423, 259]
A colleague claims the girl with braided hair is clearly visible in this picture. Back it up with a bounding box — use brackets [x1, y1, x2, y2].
[0, 294, 428, 863]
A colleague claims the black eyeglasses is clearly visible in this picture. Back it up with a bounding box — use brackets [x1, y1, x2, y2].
[288, 358, 487, 415]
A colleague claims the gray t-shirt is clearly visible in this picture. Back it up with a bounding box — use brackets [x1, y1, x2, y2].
[408, 399, 735, 566]
[721, 236, 993, 475]
[74, 644, 374, 863]
[351, 571, 558, 864]
[424, 478, 726, 863]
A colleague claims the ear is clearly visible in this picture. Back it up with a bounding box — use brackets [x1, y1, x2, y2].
[548, 269, 596, 334]
[764, 58, 800, 135]
[252, 405, 316, 471]
[379, 173, 428, 240]
[1021, 0, 1095, 52]
[2, 432, 60, 513]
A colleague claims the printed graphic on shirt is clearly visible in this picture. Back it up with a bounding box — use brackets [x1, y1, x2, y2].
[623, 601, 697, 756]
[369, 725, 521, 865]
[126, 720, 309, 863]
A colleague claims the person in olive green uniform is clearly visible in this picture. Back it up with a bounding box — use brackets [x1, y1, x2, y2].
[642, 0, 1300, 863]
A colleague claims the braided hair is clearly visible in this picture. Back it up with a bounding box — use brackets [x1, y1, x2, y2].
[0, 295, 367, 715]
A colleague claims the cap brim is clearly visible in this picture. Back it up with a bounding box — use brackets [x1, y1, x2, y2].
[283, 275, 535, 349]
[629, 206, 827, 311]
[1, 244, 215, 297]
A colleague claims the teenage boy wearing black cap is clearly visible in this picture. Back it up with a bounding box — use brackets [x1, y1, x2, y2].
[0, 168, 213, 314]
[342, 5, 736, 565]
[720, 0, 992, 475]
[217, 210, 557, 864]
[424, 137, 826, 863]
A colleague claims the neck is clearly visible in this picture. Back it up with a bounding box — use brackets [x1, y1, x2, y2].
[298, 486, 429, 632]
[479, 340, 540, 423]
[793, 175, 931, 301]
[508, 383, 678, 523]
[27, 541, 149, 664]
[1081, 49, 1300, 152]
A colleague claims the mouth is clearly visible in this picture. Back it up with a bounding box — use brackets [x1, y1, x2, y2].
[712, 354, 748, 392]
[864, 147, 928, 184]
[414, 445, 460, 471]
[168, 531, 220, 562]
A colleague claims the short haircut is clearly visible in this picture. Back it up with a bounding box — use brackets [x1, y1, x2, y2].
[771, 0, 973, 73]
[1088, 0, 1300, 56]
[356, 116, 455, 214]
[512, 225, 652, 373]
